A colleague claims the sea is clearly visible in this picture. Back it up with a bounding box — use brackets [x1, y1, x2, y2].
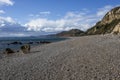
[0, 36, 67, 52]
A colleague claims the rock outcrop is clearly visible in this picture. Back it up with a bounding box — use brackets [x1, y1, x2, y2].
[20, 44, 31, 54]
[86, 6, 120, 35]
[111, 22, 120, 34]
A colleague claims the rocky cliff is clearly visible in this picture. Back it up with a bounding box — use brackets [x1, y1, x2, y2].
[86, 6, 120, 35]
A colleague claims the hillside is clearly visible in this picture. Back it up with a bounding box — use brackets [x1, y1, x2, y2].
[86, 6, 120, 35]
[56, 29, 84, 37]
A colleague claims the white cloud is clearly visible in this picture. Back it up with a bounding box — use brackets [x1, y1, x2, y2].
[0, 5, 117, 37]
[25, 12, 95, 32]
[0, 10, 5, 14]
[25, 5, 115, 33]
[0, 17, 28, 37]
[0, 0, 14, 6]
[0, 16, 15, 26]
[4, 17, 15, 23]
[97, 5, 113, 17]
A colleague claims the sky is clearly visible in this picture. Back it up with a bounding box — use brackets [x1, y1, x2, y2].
[0, 0, 120, 37]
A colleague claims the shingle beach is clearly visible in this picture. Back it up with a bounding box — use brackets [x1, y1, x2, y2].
[0, 35, 120, 80]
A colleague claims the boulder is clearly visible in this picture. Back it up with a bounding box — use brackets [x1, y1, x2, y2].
[4, 48, 15, 54]
[20, 44, 31, 54]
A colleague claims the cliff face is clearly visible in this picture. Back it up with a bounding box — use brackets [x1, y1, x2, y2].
[86, 6, 120, 35]
[56, 29, 84, 37]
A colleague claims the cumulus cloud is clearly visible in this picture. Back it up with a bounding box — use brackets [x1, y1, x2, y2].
[0, 0, 14, 6]
[0, 16, 28, 37]
[0, 16, 15, 27]
[0, 21, 28, 37]
[25, 18, 77, 32]
[0, 16, 46, 37]
[25, 12, 97, 32]
[0, 5, 116, 37]
[25, 5, 115, 33]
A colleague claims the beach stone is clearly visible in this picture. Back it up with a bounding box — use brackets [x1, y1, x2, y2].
[20, 44, 31, 54]
[4, 48, 15, 54]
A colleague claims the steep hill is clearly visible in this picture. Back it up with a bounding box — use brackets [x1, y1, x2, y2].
[86, 6, 120, 35]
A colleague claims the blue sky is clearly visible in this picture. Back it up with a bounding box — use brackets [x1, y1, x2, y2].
[0, 0, 120, 37]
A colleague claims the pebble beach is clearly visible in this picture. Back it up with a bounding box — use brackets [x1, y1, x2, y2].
[0, 35, 120, 80]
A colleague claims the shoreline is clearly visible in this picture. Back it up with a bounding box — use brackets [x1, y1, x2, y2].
[0, 36, 68, 53]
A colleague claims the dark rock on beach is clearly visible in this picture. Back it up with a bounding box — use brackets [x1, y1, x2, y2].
[4, 48, 15, 54]
[11, 41, 22, 45]
[20, 44, 31, 54]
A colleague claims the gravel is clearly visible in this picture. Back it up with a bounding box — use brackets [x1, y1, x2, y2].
[0, 35, 120, 80]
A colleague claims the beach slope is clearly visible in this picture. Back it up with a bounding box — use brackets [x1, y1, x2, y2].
[0, 35, 120, 80]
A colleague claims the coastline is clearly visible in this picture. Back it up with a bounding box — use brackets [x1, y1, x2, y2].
[0, 35, 120, 79]
[0, 36, 67, 55]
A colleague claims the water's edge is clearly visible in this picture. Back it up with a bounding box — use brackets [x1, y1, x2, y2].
[0, 36, 67, 52]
